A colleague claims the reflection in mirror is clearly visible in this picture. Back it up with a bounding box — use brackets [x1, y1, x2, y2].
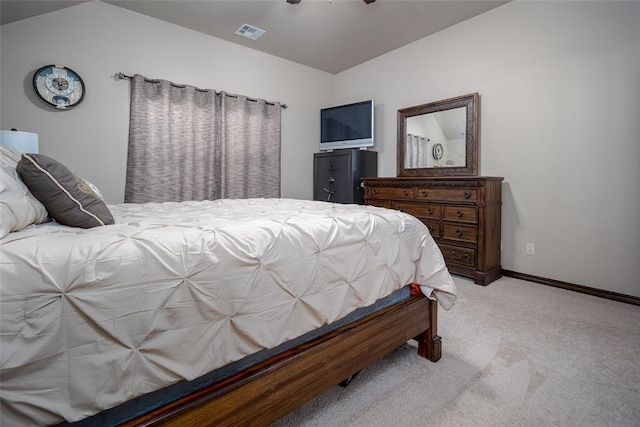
[397, 93, 478, 177]
[405, 106, 466, 168]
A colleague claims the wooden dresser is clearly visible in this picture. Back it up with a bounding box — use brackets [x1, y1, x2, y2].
[363, 176, 503, 285]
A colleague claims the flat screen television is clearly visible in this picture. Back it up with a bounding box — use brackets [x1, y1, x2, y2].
[320, 100, 374, 151]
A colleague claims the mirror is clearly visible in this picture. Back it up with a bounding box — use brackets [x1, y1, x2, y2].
[397, 93, 478, 177]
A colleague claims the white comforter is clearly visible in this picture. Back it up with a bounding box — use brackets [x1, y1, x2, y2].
[0, 198, 456, 426]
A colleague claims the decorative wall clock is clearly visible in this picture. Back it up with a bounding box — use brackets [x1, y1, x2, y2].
[33, 65, 85, 110]
[432, 142, 444, 160]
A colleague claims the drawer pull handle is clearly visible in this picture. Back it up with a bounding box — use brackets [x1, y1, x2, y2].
[464, 191, 471, 199]
[373, 189, 377, 195]
[456, 210, 463, 217]
[403, 190, 409, 196]
[451, 251, 469, 260]
[421, 190, 428, 196]
[455, 229, 463, 237]
[428, 226, 434, 233]
[398, 205, 403, 212]
[427, 207, 433, 214]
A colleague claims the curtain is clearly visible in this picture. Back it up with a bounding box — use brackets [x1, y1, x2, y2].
[405, 133, 427, 168]
[125, 75, 281, 203]
[220, 93, 281, 200]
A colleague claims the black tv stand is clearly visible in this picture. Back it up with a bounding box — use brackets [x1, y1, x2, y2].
[313, 149, 378, 204]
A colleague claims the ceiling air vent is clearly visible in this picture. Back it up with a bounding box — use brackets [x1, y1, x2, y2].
[235, 23, 266, 40]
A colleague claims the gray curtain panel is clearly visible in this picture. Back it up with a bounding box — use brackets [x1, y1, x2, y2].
[220, 94, 281, 200]
[125, 75, 281, 203]
[405, 134, 427, 169]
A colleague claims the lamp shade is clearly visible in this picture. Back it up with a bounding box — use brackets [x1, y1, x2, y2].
[0, 130, 39, 154]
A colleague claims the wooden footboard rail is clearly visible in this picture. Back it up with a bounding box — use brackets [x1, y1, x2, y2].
[125, 295, 440, 427]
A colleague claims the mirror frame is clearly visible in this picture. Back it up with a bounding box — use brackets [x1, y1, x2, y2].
[397, 92, 478, 177]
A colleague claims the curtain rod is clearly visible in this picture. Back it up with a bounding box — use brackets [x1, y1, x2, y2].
[114, 72, 287, 109]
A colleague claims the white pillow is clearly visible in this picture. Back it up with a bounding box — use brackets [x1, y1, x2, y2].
[0, 144, 22, 167]
[0, 146, 48, 238]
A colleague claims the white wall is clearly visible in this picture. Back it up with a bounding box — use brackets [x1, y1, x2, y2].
[335, 1, 640, 297]
[0, 0, 333, 203]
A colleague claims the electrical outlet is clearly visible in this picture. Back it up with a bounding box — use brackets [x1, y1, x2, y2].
[526, 243, 535, 255]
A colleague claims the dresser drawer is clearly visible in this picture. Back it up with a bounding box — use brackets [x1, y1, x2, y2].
[439, 244, 475, 268]
[422, 220, 441, 238]
[442, 223, 478, 244]
[368, 199, 392, 209]
[369, 187, 414, 200]
[394, 202, 441, 219]
[416, 188, 477, 202]
[443, 205, 477, 224]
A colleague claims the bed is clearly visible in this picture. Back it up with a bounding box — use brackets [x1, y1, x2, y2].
[0, 151, 457, 426]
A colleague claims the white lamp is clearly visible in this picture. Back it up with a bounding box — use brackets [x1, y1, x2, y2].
[0, 130, 39, 154]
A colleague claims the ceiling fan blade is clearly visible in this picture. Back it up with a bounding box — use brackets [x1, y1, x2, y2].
[287, 0, 375, 3]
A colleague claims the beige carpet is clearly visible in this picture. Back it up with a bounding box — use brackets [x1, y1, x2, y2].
[272, 276, 640, 427]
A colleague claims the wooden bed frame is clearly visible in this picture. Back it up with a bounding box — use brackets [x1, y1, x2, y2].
[123, 294, 440, 427]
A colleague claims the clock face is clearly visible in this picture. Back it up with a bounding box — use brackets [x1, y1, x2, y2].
[432, 143, 444, 160]
[33, 65, 85, 109]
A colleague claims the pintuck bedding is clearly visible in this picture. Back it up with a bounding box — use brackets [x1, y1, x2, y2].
[0, 197, 456, 426]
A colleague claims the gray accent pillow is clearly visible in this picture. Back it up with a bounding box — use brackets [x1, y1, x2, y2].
[17, 154, 114, 228]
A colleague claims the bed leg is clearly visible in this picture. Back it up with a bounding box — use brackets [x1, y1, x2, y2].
[415, 332, 441, 362]
[339, 371, 361, 388]
[414, 299, 441, 362]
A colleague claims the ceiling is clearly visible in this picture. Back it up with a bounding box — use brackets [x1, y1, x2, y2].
[0, 0, 509, 74]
